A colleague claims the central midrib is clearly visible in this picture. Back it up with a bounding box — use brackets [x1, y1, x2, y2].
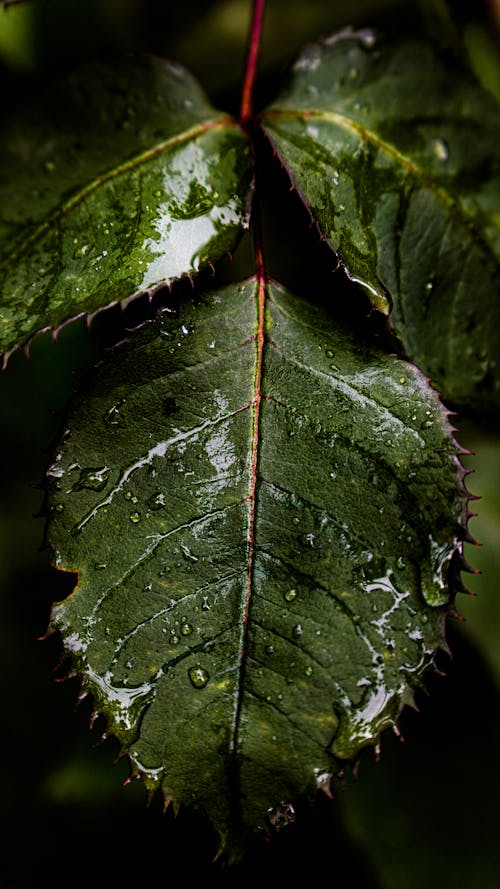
[230, 273, 266, 759]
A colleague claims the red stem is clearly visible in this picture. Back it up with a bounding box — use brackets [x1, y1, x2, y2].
[240, 0, 266, 124]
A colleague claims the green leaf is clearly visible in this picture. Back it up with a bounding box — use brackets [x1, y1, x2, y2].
[47, 277, 466, 850]
[0, 55, 252, 360]
[262, 29, 500, 411]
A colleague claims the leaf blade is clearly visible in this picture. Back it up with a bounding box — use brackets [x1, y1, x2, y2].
[47, 278, 466, 847]
[262, 29, 500, 410]
[0, 55, 252, 358]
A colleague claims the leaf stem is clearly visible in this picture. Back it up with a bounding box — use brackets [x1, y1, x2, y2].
[240, 0, 266, 124]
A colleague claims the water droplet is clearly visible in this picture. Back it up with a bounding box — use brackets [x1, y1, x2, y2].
[358, 29, 377, 48]
[396, 556, 406, 570]
[54, 503, 64, 513]
[265, 645, 275, 655]
[432, 138, 449, 161]
[325, 349, 334, 358]
[306, 123, 319, 139]
[292, 624, 303, 639]
[170, 634, 180, 645]
[129, 512, 141, 523]
[304, 666, 313, 677]
[399, 376, 406, 384]
[181, 622, 193, 636]
[188, 665, 210, 689]
[267, 801, 296, 830]
[104, 401, 124, 427]
[180, 543, 198, 562]
[148, 491, 166, 510]
[292, 516, 300, 525]
[284, 589, 297, 603]
[74, 467, 110, 492]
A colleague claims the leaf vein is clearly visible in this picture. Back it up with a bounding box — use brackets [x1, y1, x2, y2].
[265, 108, 497, 269]
[111, 568, 247, 657]
[73, 404, 253, 533]
[88, 500, 246, 621]
[245, 688, 327, 749]
[266, 337, 424, 446]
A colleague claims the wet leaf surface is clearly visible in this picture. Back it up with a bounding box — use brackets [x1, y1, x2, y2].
[47, 278, 466, 849]
[262, 29, 500, 411]
[0, 54, 252, 359]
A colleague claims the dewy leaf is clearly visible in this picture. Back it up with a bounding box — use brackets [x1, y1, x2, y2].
[262, 29, 500, 411]
[47, 278, 466, 849]
[0, 55, 252, 360]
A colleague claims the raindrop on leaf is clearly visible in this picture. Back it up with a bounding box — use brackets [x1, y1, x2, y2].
[188, 665, 210, 689]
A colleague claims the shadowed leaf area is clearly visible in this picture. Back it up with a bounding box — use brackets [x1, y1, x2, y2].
[47, 277, 467, 853]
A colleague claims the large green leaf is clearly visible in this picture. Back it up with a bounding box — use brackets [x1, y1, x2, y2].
[47, 278, 466, 850]
[262, 29, 500, 411]
[0, 55, 251, 360]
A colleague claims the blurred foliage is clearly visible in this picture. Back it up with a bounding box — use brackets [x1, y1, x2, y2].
[460, 425, 500, 690]
[0, 0, 499, 886]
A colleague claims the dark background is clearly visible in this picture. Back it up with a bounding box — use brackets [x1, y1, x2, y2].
[0, 1, 499, 886]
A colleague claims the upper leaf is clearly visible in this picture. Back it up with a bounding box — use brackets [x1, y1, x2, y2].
[262, 29, 500, 411]
[0, 54, 252, 359]
[47, 278, 466, 851]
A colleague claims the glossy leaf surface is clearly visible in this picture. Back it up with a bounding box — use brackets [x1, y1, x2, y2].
[0, 55, 252, 359]
[47, 278, 465, 847]
[262, 29, 500, 411]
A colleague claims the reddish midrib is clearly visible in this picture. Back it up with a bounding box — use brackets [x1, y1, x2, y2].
[230, 266, 266, 759]
[247, 262, 266, 584]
